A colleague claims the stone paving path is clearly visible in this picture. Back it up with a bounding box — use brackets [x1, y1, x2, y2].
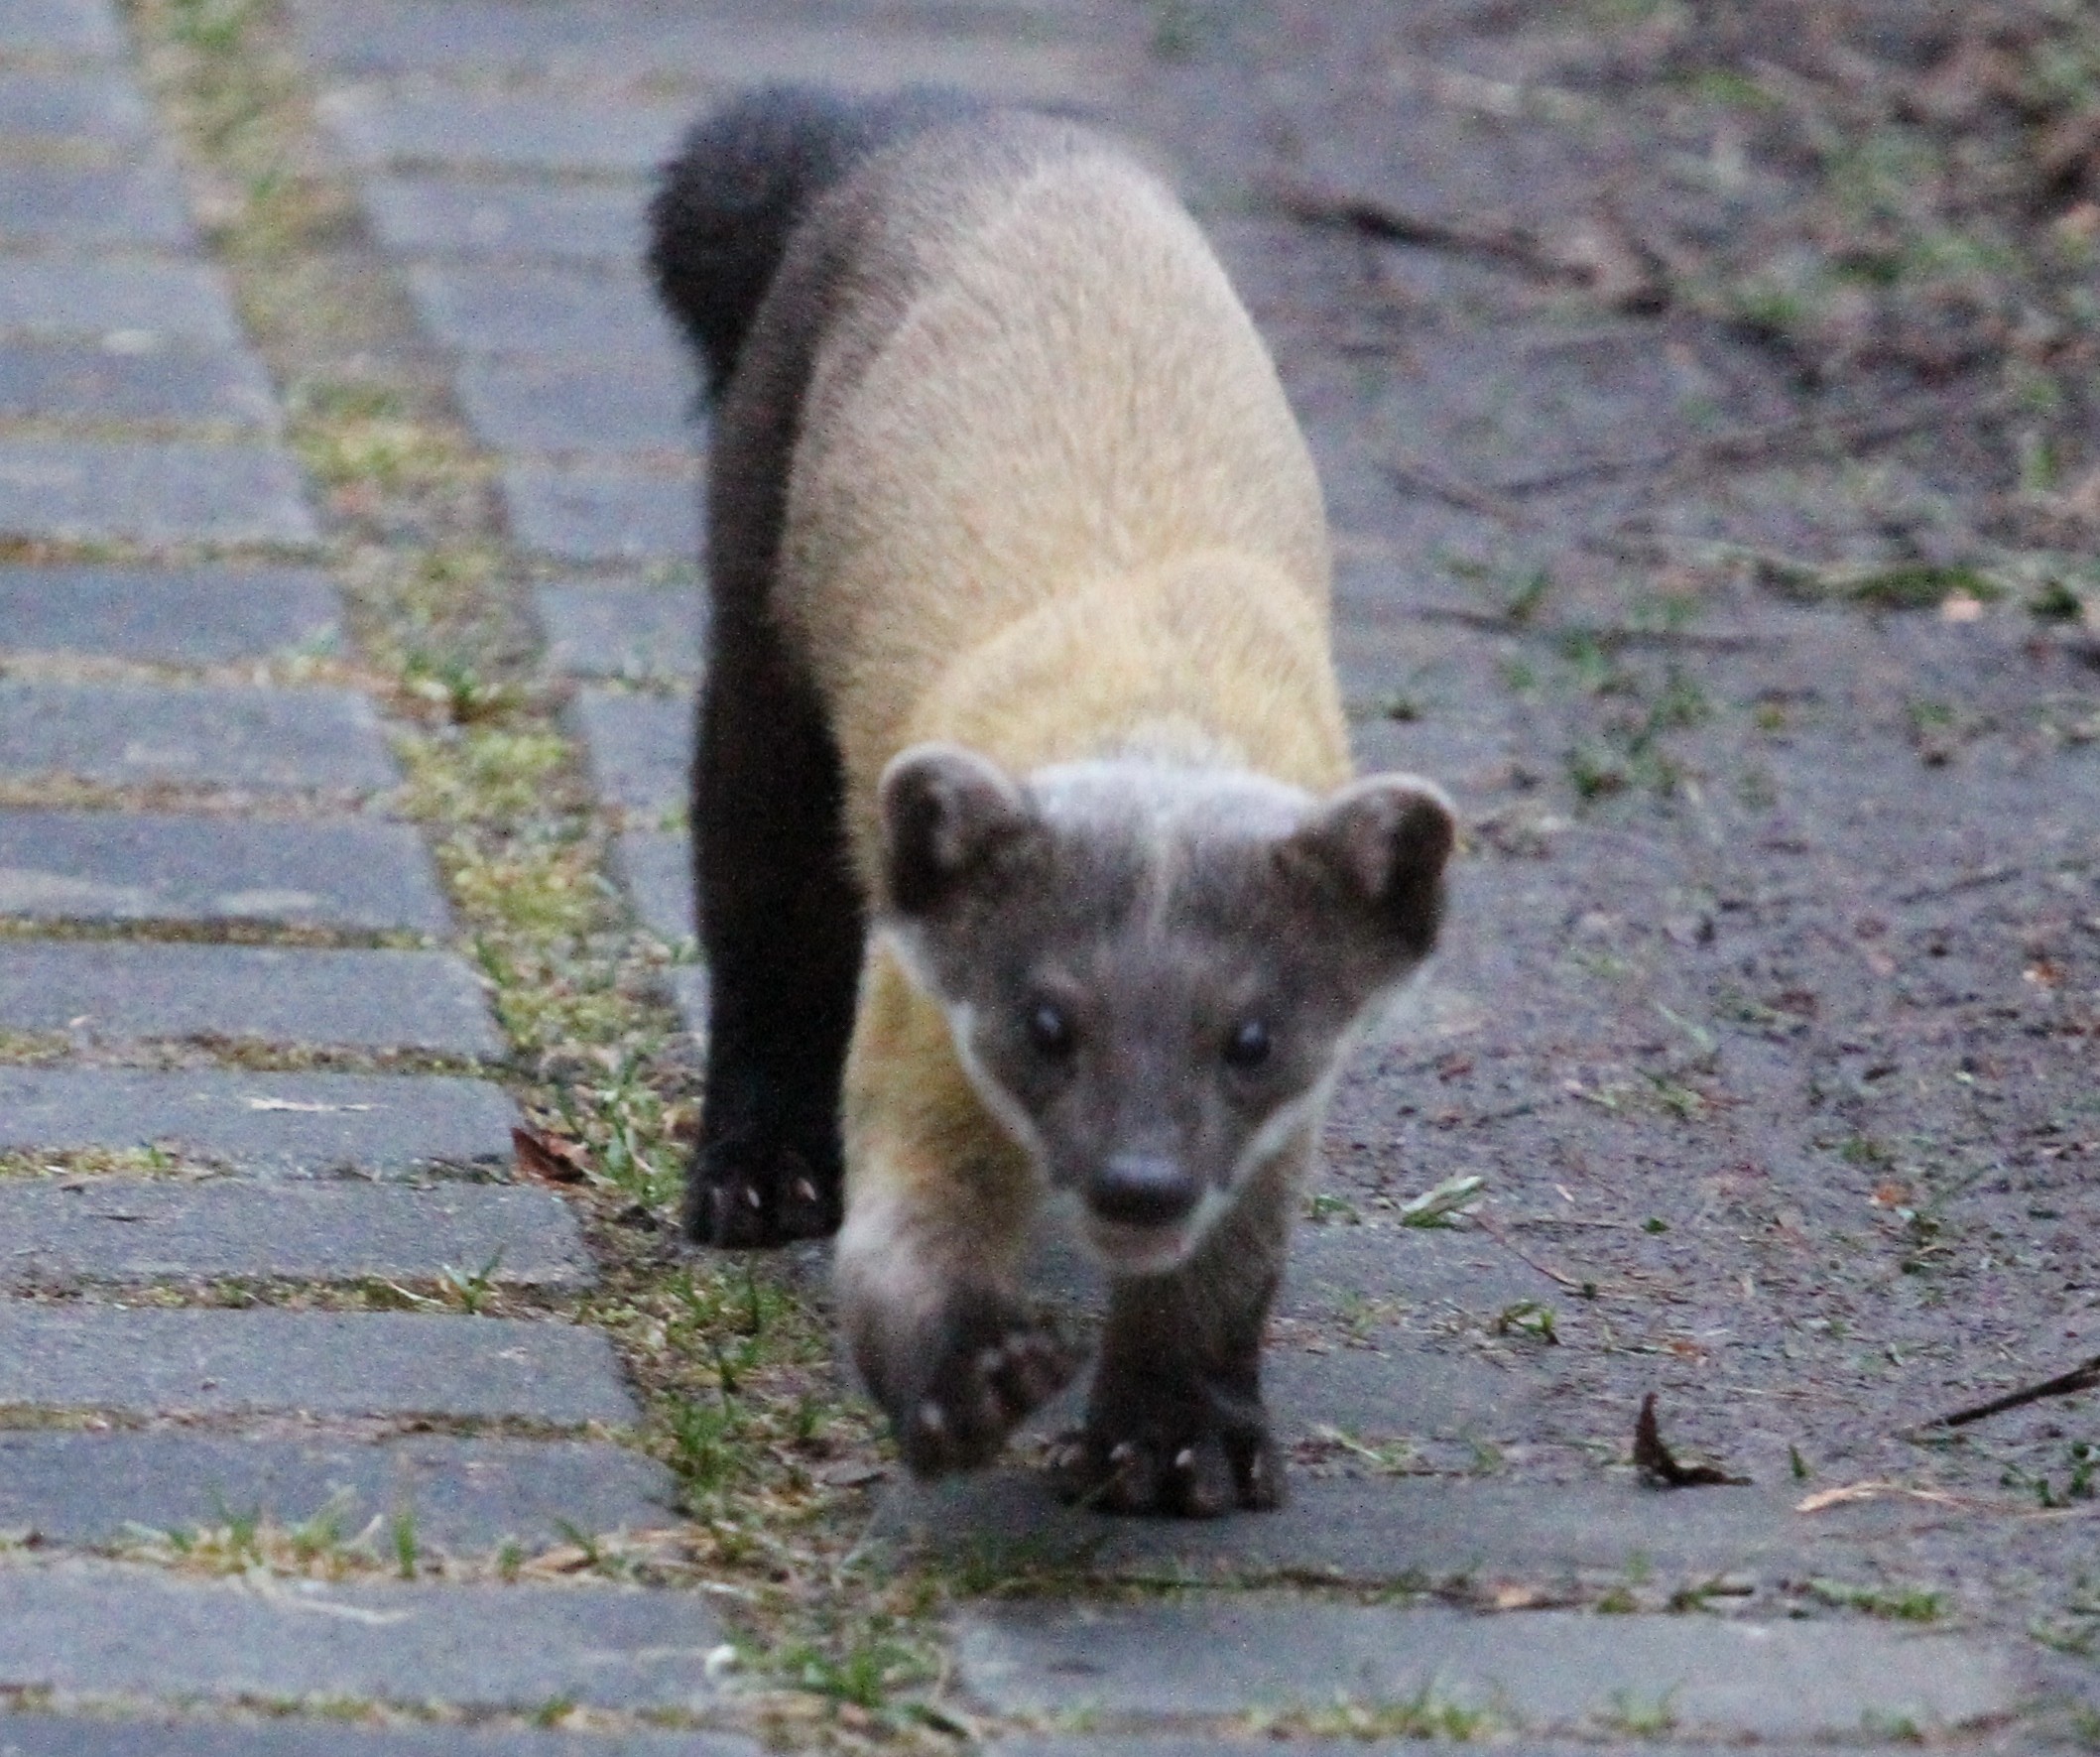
[1, 0, 2094, 1750]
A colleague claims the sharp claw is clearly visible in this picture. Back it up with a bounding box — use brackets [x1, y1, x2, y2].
[1174, 1446, 1195, 1470]
[792, 1177, 817, 1204]
[916, 1400, 946, 1437]
[743, 1185, 764, 1209]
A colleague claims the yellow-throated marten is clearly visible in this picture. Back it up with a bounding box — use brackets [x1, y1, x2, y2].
[649, 87, 1454, 1515]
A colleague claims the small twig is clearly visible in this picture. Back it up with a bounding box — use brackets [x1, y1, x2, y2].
[1490, 387, 2011, 498]
[1891, 863, 2021, 908]
[1411, 603, 1775, 653]
[1391, 387, 2006, 558]
[1918, 1352, 2100, 1432]
[1265, 177, 1566, 280]
[1390, 449, 1539, 528]
[1471, 1211, 1588, 1291]
[1476, 1210, 1690, 1306]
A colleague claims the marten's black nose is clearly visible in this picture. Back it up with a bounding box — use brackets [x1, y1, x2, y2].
[1087, 1154, 1199, 1226]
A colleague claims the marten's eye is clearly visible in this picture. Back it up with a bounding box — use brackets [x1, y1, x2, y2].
[1223, 1018, 1272, 1069]
[1025, 1000, 1075, 1059]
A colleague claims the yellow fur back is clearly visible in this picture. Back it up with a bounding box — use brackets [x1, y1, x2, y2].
[771, 130, 1345, 886]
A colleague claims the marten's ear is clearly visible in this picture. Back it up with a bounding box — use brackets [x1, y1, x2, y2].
[1281, 774, 1455, 961]
[879, 743, 1036, 917]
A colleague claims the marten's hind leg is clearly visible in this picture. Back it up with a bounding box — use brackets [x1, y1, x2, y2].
[684, 609, 863, 1246]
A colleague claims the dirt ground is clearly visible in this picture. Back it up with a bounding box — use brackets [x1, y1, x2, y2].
[1117, 0, 2100, 1664]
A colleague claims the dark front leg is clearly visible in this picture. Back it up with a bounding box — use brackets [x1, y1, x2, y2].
[1057, 1168, 1295, 1517]
[684, 621, 864, 1247]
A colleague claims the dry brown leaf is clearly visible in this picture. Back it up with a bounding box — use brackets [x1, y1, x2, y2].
[1634, 1392, 1751, 1488]
[519, 1544, 593, 1575]
[512, 1123, 590, 1185]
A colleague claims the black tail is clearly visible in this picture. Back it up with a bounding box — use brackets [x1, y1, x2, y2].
[647, 84, 983, 394]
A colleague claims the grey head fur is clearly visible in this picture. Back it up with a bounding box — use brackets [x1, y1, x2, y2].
[877, 743, 1456, 1276]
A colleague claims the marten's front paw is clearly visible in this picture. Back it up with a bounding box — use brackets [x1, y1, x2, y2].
[683, 1135, 840, 1247]
[1054, 1411, 1283, 1517]
[895, 1302, 1076, 1476]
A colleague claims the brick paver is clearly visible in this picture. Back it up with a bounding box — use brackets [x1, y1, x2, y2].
[0, 255, 243, 345]
[0, 162, 193, 248]
[0, 0, 125, 55]
[537, 582, 704, 680]
[0, 1720, 758, 1757]
[0, 941, 501, 1053]
[569, 689, 690, 816]
[0, 564, 341, 662]
[319, 83, 689, 175]
[0, 1563, 724, 1712]
[0, 682, 396, 791]
[457, 356, 691, 456]
[360, 175, 644, 262]
[0, 1180, 586, 1288]
[501, 458, 698, 563]
[0, 1067, 517, 1176]
[0, 1304, 635, 1423]
[0, 66, 149, 140]
[957, 1597, 2018, 1736]
[0, 810, 452, 933]
[0, 1431, 678, 1552]
[0, 438, 318, 545]
[0, 336, 279, 427]
[404, 262, 670, 358]
[616, 829, 695, 943]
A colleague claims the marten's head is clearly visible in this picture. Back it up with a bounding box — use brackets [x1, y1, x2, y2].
[877, 744, 1455, 1275]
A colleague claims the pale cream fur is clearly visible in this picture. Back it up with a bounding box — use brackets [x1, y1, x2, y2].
[803, 134, 1352, 1345]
